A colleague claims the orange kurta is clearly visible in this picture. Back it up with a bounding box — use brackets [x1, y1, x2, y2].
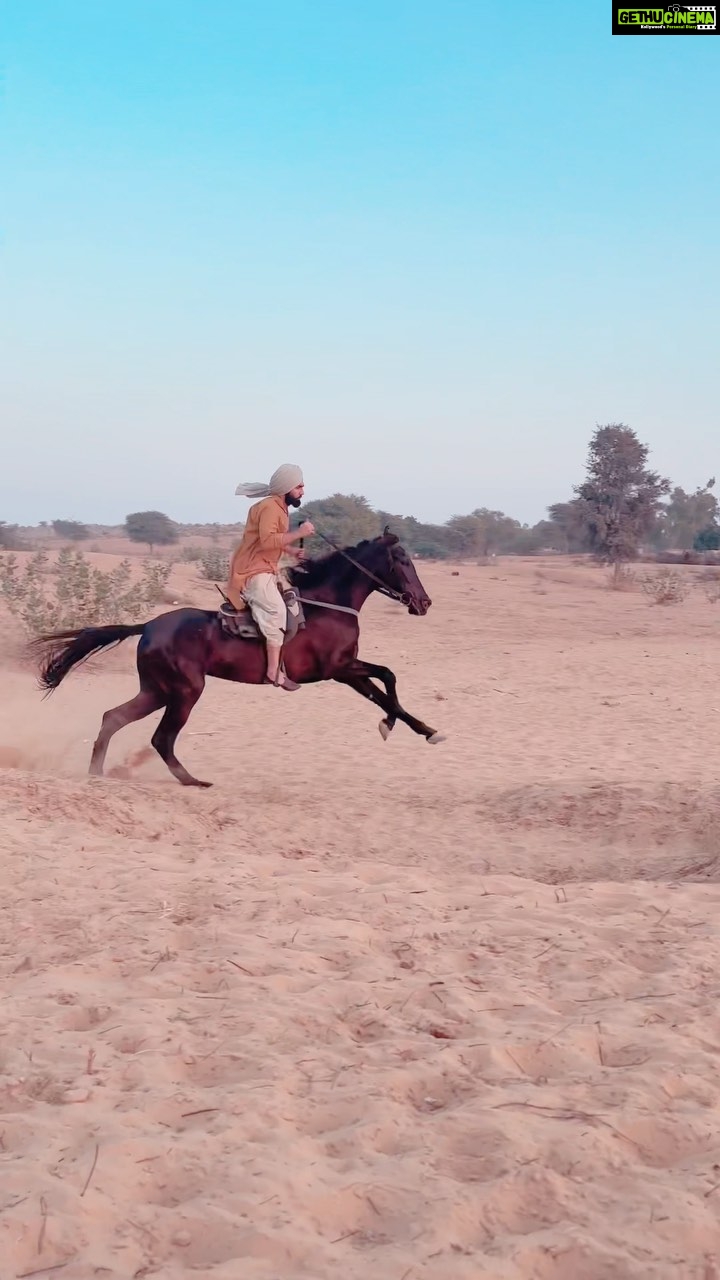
[225, 494, 289, 607]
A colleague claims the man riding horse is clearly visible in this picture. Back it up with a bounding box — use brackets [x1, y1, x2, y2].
[36, 499, 440, 786]
[228, 463, 315, 691]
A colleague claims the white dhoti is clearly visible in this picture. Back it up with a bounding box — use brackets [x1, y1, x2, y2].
[241, 574, 286, 645]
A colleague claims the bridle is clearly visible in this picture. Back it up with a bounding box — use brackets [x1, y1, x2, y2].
[310, 528, 411, 606]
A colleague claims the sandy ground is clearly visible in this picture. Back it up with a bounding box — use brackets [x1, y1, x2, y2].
[2, 552, 720, 1279]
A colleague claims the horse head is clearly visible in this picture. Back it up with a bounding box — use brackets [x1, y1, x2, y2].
[372, 528, 432, 616]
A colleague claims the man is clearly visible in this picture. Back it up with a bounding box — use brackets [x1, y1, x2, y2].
[227, 464, 314, 691]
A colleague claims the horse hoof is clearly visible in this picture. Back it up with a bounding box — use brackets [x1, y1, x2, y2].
[378, 721, 392, 741]
[427, 733, 446, 745]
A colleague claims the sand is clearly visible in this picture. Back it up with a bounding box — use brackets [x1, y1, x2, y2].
[2, 552, 720, 1279]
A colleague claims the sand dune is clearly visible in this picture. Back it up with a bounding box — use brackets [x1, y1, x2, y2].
[2, 555, 720, 1279]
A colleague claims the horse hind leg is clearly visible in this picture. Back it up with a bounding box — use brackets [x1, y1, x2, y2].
[150, 684, 210, 787]
[89, 686, 165, 777]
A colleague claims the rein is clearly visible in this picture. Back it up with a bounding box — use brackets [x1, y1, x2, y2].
[310, 528, 408, 605]
[296, 598, 359, 617]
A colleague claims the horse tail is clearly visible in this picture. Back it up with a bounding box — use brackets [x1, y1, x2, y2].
[31, 622, 148, 693]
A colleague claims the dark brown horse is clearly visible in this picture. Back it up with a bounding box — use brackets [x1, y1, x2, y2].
[33, 531, 444, 787]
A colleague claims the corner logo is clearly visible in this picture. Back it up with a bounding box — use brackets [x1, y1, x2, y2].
[613, 3, 717, 31]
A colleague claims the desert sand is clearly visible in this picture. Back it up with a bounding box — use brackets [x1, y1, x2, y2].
[2, 551, 720, 1280]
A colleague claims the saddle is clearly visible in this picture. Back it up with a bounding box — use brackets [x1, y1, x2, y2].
[217, 587, 306, 642]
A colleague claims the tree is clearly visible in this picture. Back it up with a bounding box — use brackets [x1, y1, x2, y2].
[124, 510, 179, 553]
[510, 520, 568, 555]
[52, 519, 90, 542]
[657, 479, 717, 550]
[446, 508, 521, 559]
[376, 512, 457, 559]
[547, 500, 594, 553]
[562, 424, 670, 574]
[297, 494, 381, 551]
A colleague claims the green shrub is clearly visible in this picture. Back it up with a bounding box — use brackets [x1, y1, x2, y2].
[0, 548, 172, 634]
[199, 548, 230, 581]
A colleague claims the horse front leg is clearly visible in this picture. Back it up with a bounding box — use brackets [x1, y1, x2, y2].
[347, 660, 399, 738]
[336, 665, 445, 744]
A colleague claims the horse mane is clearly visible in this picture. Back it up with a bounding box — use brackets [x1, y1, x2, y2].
[286, 538, 376, 590]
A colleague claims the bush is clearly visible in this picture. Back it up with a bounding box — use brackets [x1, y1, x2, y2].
[608, 565, 637, 591]
[199, 548, 230, 581]
[176, 544, 204, 562]
[641, 568, 689, 606]
[0, 548, 172, 635]
[694, 525, 720, 552]
[699, 569, 720, 604]
[648, 550, 700, 565]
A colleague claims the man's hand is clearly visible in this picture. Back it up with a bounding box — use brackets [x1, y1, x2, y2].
[282, 520, 315, 551]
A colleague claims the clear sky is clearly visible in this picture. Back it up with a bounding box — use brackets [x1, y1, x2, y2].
[2, 2, 718, 527]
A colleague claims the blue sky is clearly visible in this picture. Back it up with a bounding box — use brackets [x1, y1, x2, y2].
[2, 1, 718, 526]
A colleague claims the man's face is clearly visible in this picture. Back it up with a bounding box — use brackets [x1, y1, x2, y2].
[285, 483, 304, 508]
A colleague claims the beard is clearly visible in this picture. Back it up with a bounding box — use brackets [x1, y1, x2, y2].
[285, 493, 302, 508]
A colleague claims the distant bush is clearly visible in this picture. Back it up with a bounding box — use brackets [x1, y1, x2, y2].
[52, 519, 89, 542]
[0, 548, 172, 635]
[643, 549, 720, 566]
[0, 521, 21, 550]
[176, 544, 204, 562]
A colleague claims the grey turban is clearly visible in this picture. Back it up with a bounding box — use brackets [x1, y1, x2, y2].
[235, 464, 304, 500]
